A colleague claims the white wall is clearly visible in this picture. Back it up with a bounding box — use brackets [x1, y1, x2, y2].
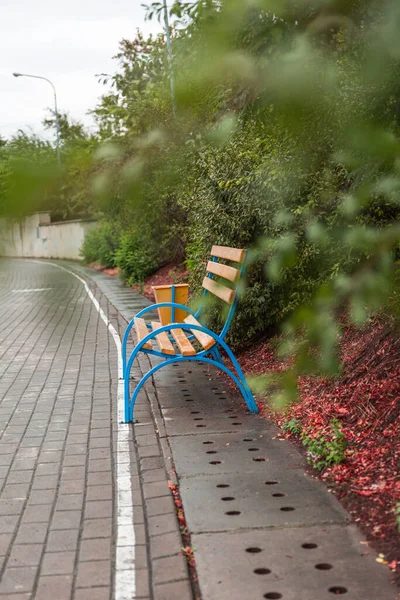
[0, 212, 98, 260]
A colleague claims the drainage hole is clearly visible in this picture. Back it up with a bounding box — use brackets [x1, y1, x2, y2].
[246, 547, 262, 554]
[328, 587, 347, 595]
[280, 506, 295, 512]
[253, 457, 267, 462]
[254, 568, 271, 575]
[272, 493, 285, 498]
[216, 484, 230, 488]
[225, 511, 241, 515]
[193, 418, 204, 421]
[186, 399, 194, 402]
[264, 594, 282, 599]
[203, 441, 214, 445]
[315, 564, 333, 571]
[243, 438, 255, 442]
[228, 416, 239, 419]
[209, 460, 221, 465]
[196, 425, 206, 428]
[302, 543, 318, 549]
[206, 451, 218, 454]
[218, 396, 227, 400]
[221, 497, 235, 501]
[190, 411, 200, 414]
[224, 409, 234, 413]
[248, 448, 260, 452]
[265, 481, 278, 485]
[232, 422, 242, 425]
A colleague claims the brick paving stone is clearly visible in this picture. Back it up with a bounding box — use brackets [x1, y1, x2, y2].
[140, 456, 165, 471]
[35, 575, 73, 600]
[41, 551, 76, 575]
[153, 555, 188, 585]
[55, 493, 84, 511]
[148, 514, 180, 537]
[146, 495, 175, 517]
[15, 523, 48, 544]
[141, 468, 168, 484]
[138, 444, 162, 458]
[8, 544, 43, 567]
[79, 538, 112, 561]
[46, 529, 80, 553]
[84, 500, 113, 519]
[75, 588, 112, 600]
[51, 510, 82, 530]
[22, 504, 53, 524]
[135, 569, 151, 597]
[143, 480, 171, 500]
[0, 566, 37, 594]
[0, 515, 19, 534]
[153, 580, 193, 600]
[150, 531, 183, 559]
[82, 518, 112, 539]
[76, 560, 111, 588]
[86, 485, 113, 501]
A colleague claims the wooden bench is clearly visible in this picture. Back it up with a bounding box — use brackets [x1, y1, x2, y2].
[122, 245, 259, 422]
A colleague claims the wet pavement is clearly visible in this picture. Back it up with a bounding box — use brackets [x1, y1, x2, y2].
[0, 257, 397, 600]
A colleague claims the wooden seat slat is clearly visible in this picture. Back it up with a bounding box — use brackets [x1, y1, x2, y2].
[171, 329, 197, 356]
[202, 276, 236, 305]
[211, 245, 246, 264]
[184, 315, 215, 351]
[134, 317, 152, 350]
[151, 321, 175, 355]
[207, 260, 240, 283]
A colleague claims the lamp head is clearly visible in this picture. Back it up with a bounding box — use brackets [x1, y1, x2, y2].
[12, 72, 22, 77]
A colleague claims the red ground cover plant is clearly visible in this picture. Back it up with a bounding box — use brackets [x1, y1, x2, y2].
[235, 317, 400, 583]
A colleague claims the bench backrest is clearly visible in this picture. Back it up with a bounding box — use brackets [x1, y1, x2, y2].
[199, 245, 247, 339]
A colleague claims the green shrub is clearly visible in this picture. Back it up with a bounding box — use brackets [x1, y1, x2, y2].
[395, 504, 400, 533]
[80, 222, 120, 268]
[301, 419, 346, 472]
[282, 418, 302, 436]
[114, 231, 158, 285]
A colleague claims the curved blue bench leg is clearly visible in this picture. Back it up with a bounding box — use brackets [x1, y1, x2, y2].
[125, 354, 258, 423]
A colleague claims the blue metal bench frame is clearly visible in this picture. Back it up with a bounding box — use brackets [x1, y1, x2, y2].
[122, 250, 259, 423]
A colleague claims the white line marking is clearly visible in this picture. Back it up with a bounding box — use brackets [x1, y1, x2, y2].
[29, 260, 136, 599]
[11, 288, 54, 293]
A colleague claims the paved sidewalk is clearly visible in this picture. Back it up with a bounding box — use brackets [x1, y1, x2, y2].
[0, 258, 398, 600]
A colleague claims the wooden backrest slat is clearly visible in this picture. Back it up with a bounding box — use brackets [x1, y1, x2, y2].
[207, 260, 240, 283]
[211, 245, 246, 264]
[202, 276, 236, 305]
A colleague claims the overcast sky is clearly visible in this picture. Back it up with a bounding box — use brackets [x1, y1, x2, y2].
[0, 0, 162, 140]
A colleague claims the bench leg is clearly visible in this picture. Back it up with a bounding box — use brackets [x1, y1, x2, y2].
[124, 354, 258, 423]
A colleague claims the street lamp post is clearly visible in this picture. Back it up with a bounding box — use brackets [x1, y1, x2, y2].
[162, 0, 177, 116]
[12, 72, 61, 166]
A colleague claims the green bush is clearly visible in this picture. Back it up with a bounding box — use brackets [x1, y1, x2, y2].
[301, 419, 347, 472]
[80, 222, 120, 268]
[114, 231, 158, 285]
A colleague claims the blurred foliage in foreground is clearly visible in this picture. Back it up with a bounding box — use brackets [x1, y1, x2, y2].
[3, 0, 400, 405]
